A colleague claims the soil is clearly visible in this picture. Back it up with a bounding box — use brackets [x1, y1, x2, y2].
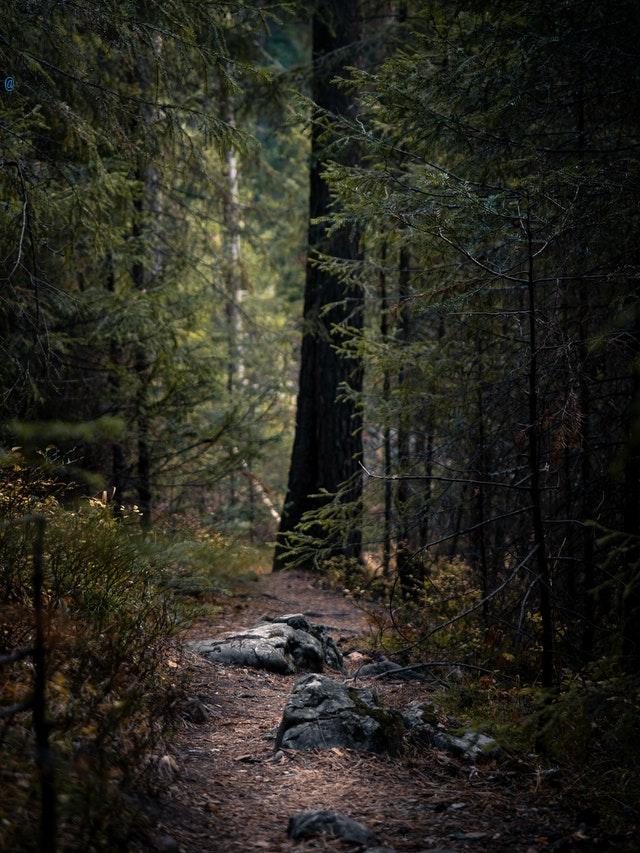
[144, 570, 620, 853]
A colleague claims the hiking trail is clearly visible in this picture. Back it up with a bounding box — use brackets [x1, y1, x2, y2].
[148, 570, 583, 853]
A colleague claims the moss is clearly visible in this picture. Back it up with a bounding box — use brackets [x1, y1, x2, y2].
[347, 688, 406, 755]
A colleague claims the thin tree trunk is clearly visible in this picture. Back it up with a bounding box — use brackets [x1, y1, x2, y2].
[396, 245, 413, 594]
[32, 517, 56, 853]
[622, 303, 640, 669]
[220, 71, 243, 508]
[526, 210, 554, 687]
[474, 334, 489, 622]
[106, 257, 126, 515]
[132, 180, 152, 531]
[380, 242, 392, 577]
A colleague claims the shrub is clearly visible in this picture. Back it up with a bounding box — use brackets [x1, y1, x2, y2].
[0, 457, 182, 850]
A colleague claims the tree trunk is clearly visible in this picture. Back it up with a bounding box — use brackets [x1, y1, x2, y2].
[106, 256, 127, 515]
[380, 242, 392, 577]
[526, 210, 554, 687]
[396, 245, 413, 594]
[219, 72, 243, 508]
[273, 0, 363, 570]
[622, 303, 640, 669]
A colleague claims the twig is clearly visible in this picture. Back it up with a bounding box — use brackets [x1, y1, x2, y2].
[360, 461, 532, 491]
[393, 545, 539, 657]
[415, 505, 534, 554]
[371, 660, 514, 682]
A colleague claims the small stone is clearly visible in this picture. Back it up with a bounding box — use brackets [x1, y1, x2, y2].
[402, 700, 439, 728]
[156, 835, 179, 852]
[434, 729, 500, 761]
[287, 810, 378, 846]
[357, 658, 425, 682]
[182, 697, 209, 724]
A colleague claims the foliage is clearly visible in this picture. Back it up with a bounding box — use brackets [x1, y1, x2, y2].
[0, 455, 253, 849]
[279, 0, 640, 679]
[0, 0, 305, 536]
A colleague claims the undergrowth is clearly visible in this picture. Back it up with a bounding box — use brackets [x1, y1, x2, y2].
[316, 553, 640, 834]
[0, 454, 257, 850]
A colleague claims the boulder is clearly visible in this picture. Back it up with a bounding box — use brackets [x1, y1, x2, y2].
[276, 673, 405, 754]
[357, 658, 425, 682]
[189, 613, 344, 675]
[433, 729, 500, 761]
[263, 613, 345, 672]
[287, 810, 378, 846]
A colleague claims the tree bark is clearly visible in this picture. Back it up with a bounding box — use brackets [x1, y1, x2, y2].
[396, 245, 413, 594]
[273, 0, 363, 570]
[380, 242, 392, 577]
[526, 210, 554, 687]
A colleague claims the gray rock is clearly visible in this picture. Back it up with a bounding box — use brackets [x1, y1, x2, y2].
[276, 673, 405, 754]
[287, 810, 377, 846]
[401, 700, 439, 744]
[357, 658, 425, 682]
[402, 699, 439, 729]
[156, 835, 179, 853]
[434, 729, 500, 761]
[363, 848, 396, 853]
[189, 614, 344, 675]
[264, 613, 345, 672]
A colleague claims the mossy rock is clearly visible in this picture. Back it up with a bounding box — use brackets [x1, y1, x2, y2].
[277, 674, 406, 755]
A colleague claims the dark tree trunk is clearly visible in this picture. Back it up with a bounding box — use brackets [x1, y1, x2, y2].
[473, 334, 490, 622]
[132, 176, 152, 531]
[106, 257, 127, 515]
[622, 303, 640, 669]
[396, 245, 413, 594]
[526, 212, 554, 687]
[380, 242, 393, 577]
[273, 0, 363, 570]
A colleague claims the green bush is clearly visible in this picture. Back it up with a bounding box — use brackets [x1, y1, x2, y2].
[0, 459, 182, 850]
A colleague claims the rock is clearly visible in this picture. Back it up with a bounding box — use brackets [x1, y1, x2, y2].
[345, 651, 369, 665]
[402, 699, 439, 728]
[189, 614, 344, 675]
[363, 848, 396, 853]
[357, 658, 425, 682]
[264, 613, 345, 672]
[276, 673, 405, 754]
[433, 729, 500, 761]
[401, 700, 439, 744]
[446, 666, 465, 683]
[156, 835, 179, 853]
[287, 810, 378, 846]
[181, 697, 209, 724]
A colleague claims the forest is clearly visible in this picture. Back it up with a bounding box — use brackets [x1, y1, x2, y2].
[1, 1, 639, 851]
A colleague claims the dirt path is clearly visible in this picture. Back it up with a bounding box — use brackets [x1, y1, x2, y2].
[148, 570, 587, 853]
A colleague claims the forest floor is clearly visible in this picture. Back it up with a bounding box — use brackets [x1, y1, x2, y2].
[144, 570, 618, 853]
